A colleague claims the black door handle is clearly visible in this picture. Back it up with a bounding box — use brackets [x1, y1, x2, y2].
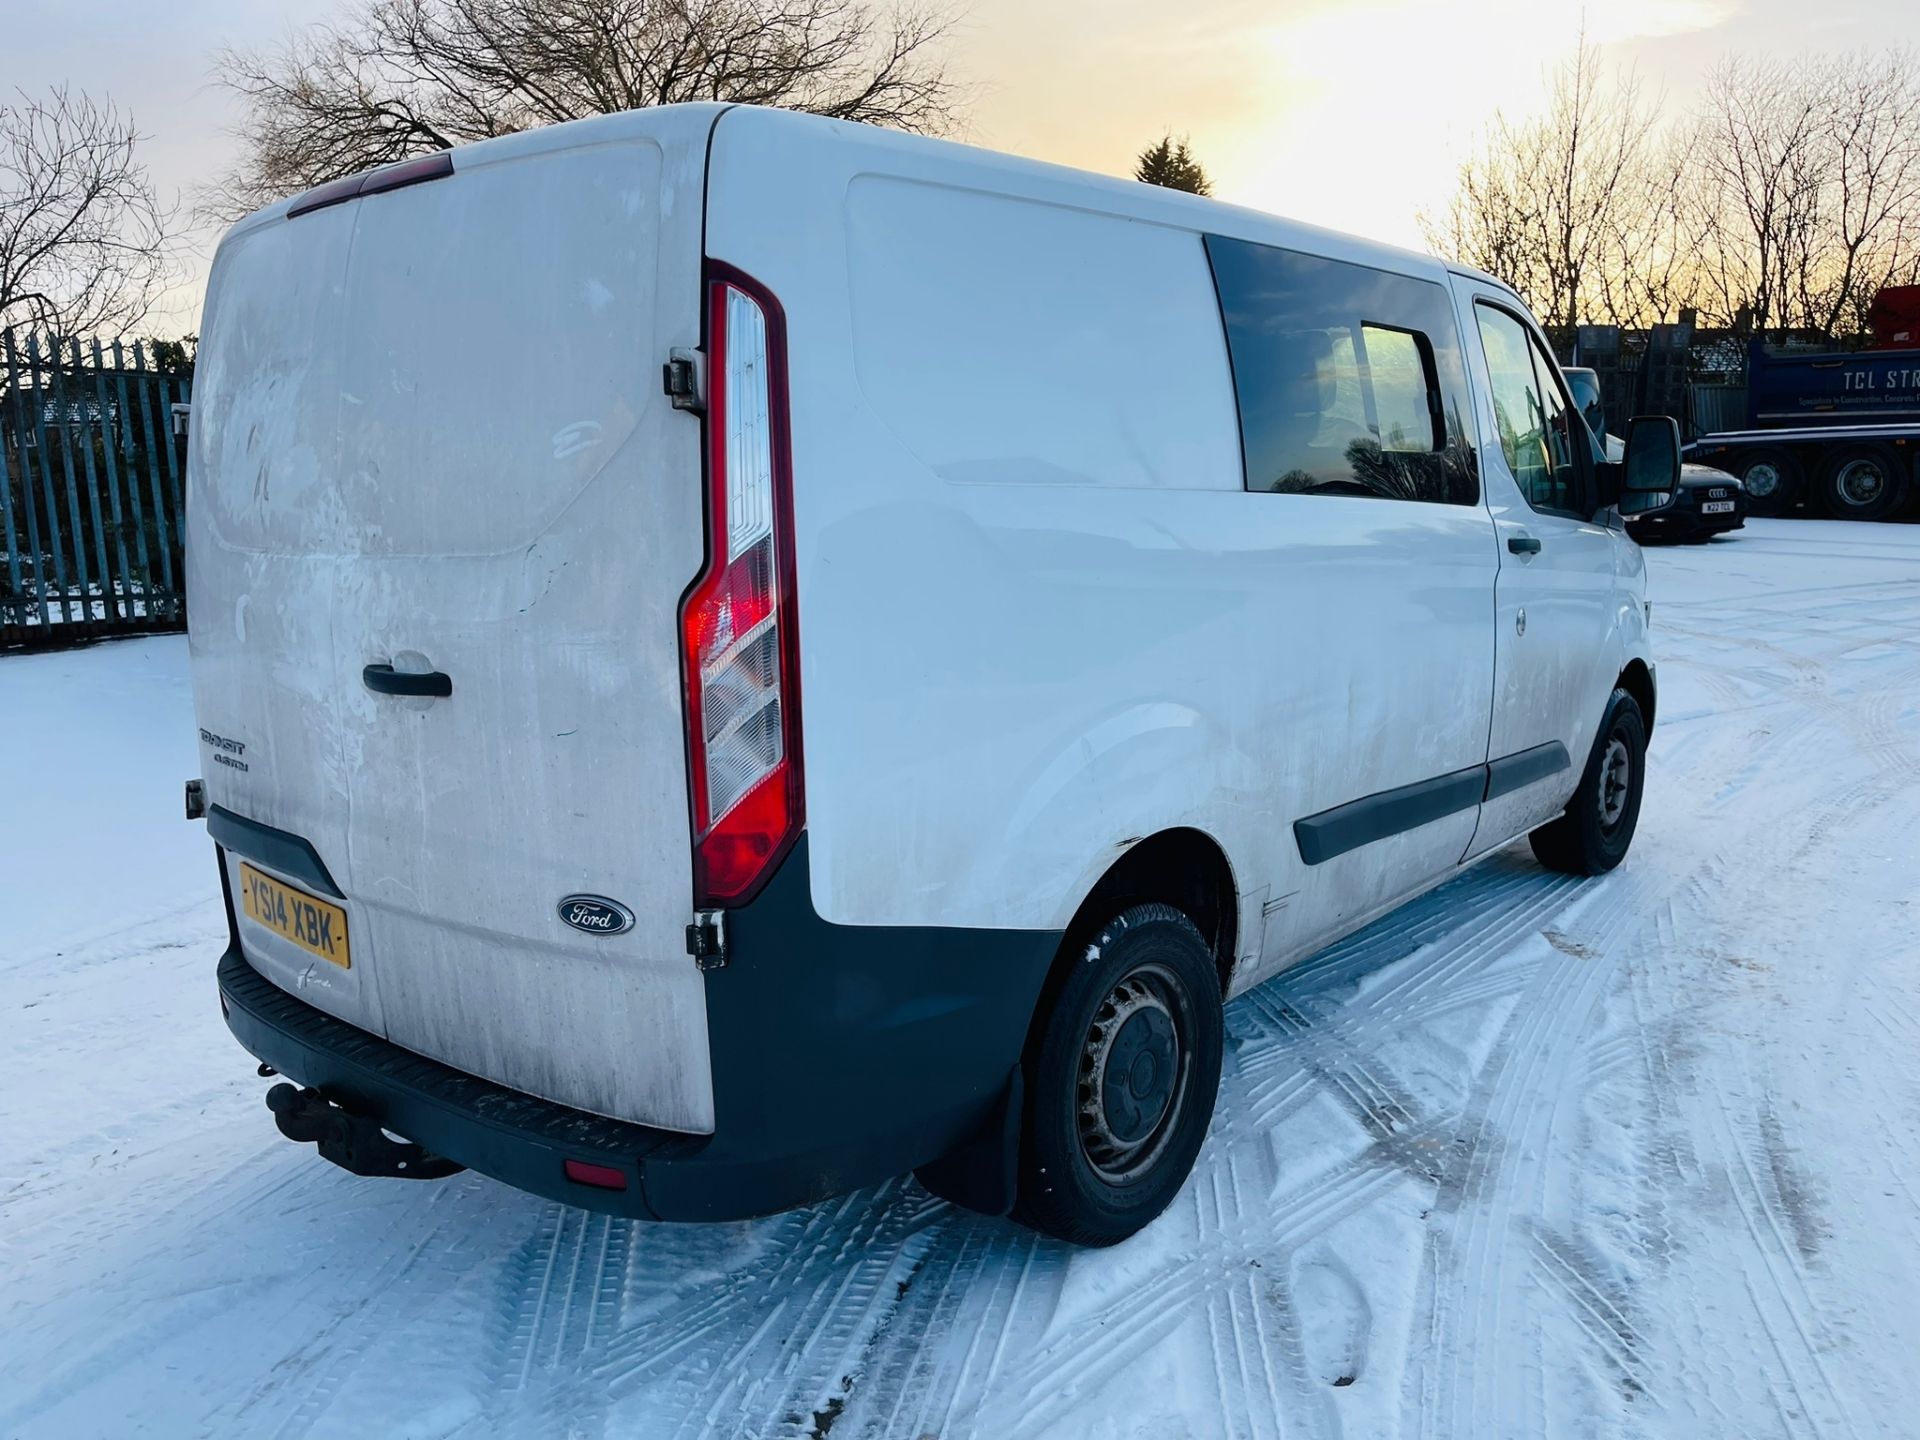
[1508, 535, 1542, 555]
[363, 663, 452, 698]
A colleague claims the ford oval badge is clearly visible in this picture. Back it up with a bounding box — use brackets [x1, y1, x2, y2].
[558, 895, 634, 936]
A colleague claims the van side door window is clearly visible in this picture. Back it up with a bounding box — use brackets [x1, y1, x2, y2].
[1206, 236, 1478, 505]
[1473, 304, 1588, 519]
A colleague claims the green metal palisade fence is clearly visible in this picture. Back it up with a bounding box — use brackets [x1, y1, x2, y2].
[1, 329, 191, 650]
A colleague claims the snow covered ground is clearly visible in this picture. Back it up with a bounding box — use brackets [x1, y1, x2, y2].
[3, 517, 1919, 1440]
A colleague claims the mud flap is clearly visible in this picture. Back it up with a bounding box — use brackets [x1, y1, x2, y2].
[266, 1083, 466, 1180]
[914, 1067, 1023, 1217]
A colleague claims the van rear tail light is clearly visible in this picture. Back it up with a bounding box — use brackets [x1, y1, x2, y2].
[681, 268, 802, 906]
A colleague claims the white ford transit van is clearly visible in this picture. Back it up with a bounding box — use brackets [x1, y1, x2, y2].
[190, 104, 1675, 1245]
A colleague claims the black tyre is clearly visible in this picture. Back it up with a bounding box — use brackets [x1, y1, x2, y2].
[1820, 444, 1909, 521]
[1013, 903, 1223, 1245]
[1529, 688, 1647, 877]
[1733, 449, 1801, 516]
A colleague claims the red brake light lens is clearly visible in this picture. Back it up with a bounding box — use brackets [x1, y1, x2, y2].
[287, 151, 454, 219]
[359, 151, 454, 196]
[682, 268, 802, 907]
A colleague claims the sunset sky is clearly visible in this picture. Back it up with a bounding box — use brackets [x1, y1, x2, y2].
[8, 0, 1920, 335]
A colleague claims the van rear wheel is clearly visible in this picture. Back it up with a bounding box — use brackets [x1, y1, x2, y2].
[1013, 904, 1223, 1246]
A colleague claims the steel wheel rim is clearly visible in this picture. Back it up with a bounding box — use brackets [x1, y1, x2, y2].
[1598, 736, 1632, 829]
[1836, 459, 1887, 508]
[1744, 463, 1779, 499]
[1077, 961, 1192, 1185]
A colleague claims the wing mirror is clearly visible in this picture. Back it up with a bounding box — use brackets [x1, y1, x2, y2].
[1598, 415, 1681, 514]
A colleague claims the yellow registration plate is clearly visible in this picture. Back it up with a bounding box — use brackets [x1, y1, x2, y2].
[239, 863, 350, 969]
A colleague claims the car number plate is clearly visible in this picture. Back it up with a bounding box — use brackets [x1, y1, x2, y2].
[1701, 500, 1735, 514]
[239, 862, 350, 968]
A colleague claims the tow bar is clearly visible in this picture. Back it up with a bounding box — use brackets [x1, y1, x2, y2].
[265, 1083, 466, 1180]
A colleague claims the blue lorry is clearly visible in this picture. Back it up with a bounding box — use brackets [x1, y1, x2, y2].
[1687, 337, 1920, 521]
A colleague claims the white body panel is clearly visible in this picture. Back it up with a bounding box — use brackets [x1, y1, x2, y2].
[190, 108, 721, 1131]
[701, 108, 1650, 992]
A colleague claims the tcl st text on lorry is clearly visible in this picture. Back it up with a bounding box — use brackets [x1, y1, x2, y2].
[190, 104, 1674, 1244]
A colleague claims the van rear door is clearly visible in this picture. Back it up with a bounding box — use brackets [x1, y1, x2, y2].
[189, 109, 720, 1132]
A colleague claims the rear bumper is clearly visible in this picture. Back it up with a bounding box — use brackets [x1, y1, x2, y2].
[215, 835, 1059, 1222]
[219, 946, 685, 1213]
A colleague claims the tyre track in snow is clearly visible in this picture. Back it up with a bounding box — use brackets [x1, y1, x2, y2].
[985, 1127, 1424, 1440]
[1198, 1147, 1330, 1440]
[1698, 1075, 1860, 1440]
[1416, 879, 1644, 1440]
[1526, 1224, 1657, 1404]
[461, 848, 1594, 1440]
[839, 1227, 1066, 1440]
[1599, 595, 1893, 1439]
[1406, 603, 1785, 1440]
[259, 1198, 472, 1440]
[3, 1143, 336, 1433]
[485, 1204, 634, 1439]
[1232, 866, 1580, 1138]
[986, 863, 1588, 1440]
[1640, 820, 1867, 1436]
[494, 1183, 965, 1438]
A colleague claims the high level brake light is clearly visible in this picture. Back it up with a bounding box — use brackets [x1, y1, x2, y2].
[286, 151, 454, 218]
[681, 266, 803, 907]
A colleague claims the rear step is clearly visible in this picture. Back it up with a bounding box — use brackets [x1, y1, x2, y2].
[265, 1084, 465, 1180]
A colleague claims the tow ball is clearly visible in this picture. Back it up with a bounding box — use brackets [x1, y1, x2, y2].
[264, 1083, 466, 1180]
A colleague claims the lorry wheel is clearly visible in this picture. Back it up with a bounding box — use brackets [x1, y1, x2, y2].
[1530, 688, 1647, 877]
[1734, 449, 1800, 516]
[1013, 903, 1223, 1246]
[1820, 445, 1909, 521]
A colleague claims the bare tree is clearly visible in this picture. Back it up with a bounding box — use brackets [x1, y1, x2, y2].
[1800, 51, 1920, 338]
[0, 87, 173, 336]
[1423, 36, 1675, 331]
[210, 0, 963, 216]
[1685, 56, 1826, 335]
[1428, 42, 1920, 341]
[1684, 49, 1920, 340]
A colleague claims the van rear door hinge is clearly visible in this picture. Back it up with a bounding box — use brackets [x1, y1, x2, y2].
[686, 910, 727, 970]
[663, 348, 705, 413]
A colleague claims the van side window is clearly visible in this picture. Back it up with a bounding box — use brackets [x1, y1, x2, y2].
[1204, 235, 1478, 504]
[1474, 304, 1587, 517]
[1363, 326, 1437, 452]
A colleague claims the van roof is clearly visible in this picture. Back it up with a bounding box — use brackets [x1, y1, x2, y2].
[713, 105, 1462, 285]
[222, 102, 1466, 290]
